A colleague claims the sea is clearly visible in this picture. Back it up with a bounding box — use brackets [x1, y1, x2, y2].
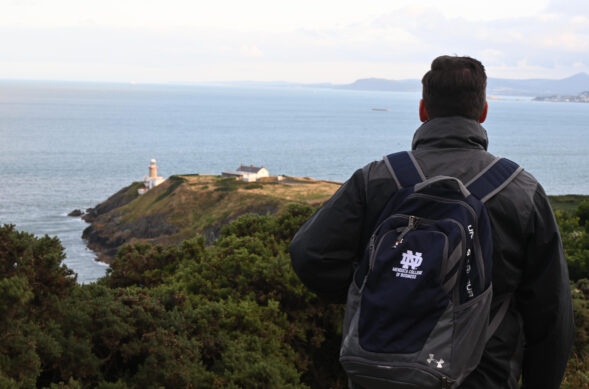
[1, 81, 588, 283]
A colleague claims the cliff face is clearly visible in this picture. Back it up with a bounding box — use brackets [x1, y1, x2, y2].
[82, 175, 340, 263]
[82, 181, 178, 261]
[82, 183, 143, 224]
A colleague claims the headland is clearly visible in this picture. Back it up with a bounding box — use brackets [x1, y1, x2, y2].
[81, 174, 341, 263]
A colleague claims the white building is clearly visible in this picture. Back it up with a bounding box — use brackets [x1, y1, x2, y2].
[222, 164, 270, 182]
[138, 159, 166, 195]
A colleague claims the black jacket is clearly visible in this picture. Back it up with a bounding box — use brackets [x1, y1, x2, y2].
[289, 116, 574, 388]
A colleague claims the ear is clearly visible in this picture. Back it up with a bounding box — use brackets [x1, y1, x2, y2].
[479, 101, 488, 123]
[419, 99, 429, 122]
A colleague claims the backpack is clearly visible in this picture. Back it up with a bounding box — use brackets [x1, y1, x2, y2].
[339, 151, 522, 389]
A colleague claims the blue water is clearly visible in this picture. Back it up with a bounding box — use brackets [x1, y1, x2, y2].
[1, 81, 588, 282]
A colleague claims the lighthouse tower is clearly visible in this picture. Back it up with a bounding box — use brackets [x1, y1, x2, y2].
[138, 158, 166, 195]
[149, 159, 158, 178]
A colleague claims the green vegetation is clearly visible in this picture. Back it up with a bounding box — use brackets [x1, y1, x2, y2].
[555, 199, 589, 389]
[1, 195, 588, 388]
[0, 204, 347, 388]
[550, 195, 589, 213]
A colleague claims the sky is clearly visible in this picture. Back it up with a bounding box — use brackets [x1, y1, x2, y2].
[1, 0, 588, 83]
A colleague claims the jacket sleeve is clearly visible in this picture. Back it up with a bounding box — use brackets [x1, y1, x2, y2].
[518, 186, 575, 389]
[289, 168, 367, 303]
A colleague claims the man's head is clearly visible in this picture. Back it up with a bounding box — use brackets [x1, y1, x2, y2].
[420, 55, 487, 123]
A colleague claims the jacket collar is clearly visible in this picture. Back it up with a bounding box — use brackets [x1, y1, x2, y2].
[411, 116, 489, 151]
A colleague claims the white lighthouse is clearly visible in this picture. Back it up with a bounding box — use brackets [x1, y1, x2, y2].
[138, 159, 166, 195]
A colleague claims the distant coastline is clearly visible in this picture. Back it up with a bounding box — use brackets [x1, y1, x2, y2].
[533, 91, 589, 103]
[203, 72, 589, 97]
[4, 72, 589, 98]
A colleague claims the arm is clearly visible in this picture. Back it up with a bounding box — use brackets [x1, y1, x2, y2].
[518, 187, 575, 389]
[289, 168, 367, 303]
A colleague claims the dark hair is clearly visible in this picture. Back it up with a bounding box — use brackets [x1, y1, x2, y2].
[421, 56, 487, 120]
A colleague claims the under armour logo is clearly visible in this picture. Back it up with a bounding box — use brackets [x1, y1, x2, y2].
[400, 250, 423, 270]
[468, 225, 474, 239]
[466, 279, 474, 298]
[427, 354, 444, 368]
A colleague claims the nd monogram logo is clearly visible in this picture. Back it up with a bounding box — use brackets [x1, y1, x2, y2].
[400, 250, 423, 270]
[393, 250, 424, 279]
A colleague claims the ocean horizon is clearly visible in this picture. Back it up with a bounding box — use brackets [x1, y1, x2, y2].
[1, 81, 588, 283]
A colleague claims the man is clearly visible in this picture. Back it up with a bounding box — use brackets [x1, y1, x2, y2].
[289, 56, 574, 388]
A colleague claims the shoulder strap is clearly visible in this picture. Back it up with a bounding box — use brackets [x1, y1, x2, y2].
[383, 151, 426, 188]
[466, 157, 523, 203]
[467, 158, 521, 335]
[384, 153, 523, 202]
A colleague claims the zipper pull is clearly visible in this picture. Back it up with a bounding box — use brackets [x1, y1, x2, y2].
[368, 234, 377, 271]
[369, 234, 376, 253]
[393, 216, 418, 248]
[441, 376, 452, 389]
[408, 215, 416, 229]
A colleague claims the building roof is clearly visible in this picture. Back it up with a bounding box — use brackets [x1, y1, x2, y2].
[237, 164, 266, 174]
[221, 171, 243, 177]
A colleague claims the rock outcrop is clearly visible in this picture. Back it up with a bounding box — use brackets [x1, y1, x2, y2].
[68, 209, 84, 217]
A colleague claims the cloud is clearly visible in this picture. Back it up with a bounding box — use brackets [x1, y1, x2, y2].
[1, 2, 588, 82]
[240, 45, 263, 58]
[545, 0, 589, 15]
[359, 6, 589, 78]
[543, 33, 589, 52]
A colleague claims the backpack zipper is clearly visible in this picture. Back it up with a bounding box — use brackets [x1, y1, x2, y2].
[408, 192, 477, 221]
[339, 355, 454, 385]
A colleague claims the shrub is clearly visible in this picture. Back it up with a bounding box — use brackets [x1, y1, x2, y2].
[576, 200, 589, 227]
[106, 236, 205, 288]
[555, 210, 589, 281]
[0, 224, 77, 387]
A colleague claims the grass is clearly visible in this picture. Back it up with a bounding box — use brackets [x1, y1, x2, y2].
[549, 195, 588, 213]
[244, 183, 264, 190]
[154, 176, 185, 202]
[110, 175, 340, 248]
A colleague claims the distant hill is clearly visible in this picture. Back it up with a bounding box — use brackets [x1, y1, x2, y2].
[333, 77, 420, 92]
[313, 72, 589, 97]
[202, 72, 589, 97]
